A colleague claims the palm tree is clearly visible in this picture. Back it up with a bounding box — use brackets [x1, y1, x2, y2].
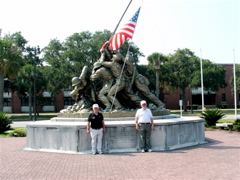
[0, 35, 24, 112]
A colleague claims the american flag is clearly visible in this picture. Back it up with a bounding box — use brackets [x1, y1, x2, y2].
[109, 7, 141, 51]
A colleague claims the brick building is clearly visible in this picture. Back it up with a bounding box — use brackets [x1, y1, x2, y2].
[3, 64, 239, 113]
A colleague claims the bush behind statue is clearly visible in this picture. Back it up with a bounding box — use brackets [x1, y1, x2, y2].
[8, 128, 27, 137]
[0, 113, 13, 133]
[233, 119, 240, 131]
[200, 109, 226, 127]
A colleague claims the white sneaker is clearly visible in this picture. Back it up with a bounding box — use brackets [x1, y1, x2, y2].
[141, 149, 145, 153]
[92, 152, 96, 155]
[147, 149, 153, 152]
[98, 151, 103, 154]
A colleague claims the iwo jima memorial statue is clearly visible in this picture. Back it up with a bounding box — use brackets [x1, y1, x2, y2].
[25, 3, 205, 154]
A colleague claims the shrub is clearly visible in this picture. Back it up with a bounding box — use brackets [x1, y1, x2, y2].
[186, 105, 198, 110]
[8, 128, 27, 137]
[233, 119, 240, 132]
[234, 104, 240, 108]
[0, 113, 12, 133]
[200, 109, 226, 127]
[192, 104, 198, 110]
[217, 104, 228, 109]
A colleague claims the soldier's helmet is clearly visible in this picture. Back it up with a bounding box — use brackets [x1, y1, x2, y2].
[112, 53, 123, 61]
[72, 77, 81, 86]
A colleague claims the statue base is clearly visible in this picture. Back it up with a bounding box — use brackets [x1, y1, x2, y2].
[25, 115, 206, 154]
[57, 109, 170, 118]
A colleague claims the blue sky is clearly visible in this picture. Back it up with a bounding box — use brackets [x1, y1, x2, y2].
[0, 0, 239, 65]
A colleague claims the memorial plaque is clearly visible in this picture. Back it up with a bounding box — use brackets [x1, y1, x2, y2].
[106, 126, 137, 150]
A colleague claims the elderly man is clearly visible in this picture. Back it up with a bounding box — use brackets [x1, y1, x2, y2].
[135, 100, 154, 153]
[87, 104, 106, 155]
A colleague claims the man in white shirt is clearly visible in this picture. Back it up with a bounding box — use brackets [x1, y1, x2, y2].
[135, 100, 154, 153]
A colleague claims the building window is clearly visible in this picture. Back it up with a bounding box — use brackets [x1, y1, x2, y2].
[222, 93, 226, 102]
[21, 98, 29, 106]
[179, 94, 183, 100]
[44, 97, 54, 106]
[4, 98, 11, 106]
[64, 97, 75, 105]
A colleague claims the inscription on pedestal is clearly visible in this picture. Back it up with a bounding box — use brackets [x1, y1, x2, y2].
[106, 126, 137, 150]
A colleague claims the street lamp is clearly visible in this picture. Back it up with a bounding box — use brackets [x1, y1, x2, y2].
[33, 46, 40, 121]
[154, 57, 160, 99]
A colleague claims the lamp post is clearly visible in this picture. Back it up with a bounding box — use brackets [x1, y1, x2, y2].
[33, 46, 40, 121]
[155, 57, 160, 99]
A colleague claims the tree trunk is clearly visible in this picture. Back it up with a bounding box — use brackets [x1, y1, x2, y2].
[182, 88, 187, 112]
[0, 70, 4, 112]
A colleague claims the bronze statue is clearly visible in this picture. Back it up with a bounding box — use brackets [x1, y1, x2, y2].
[63, 50, 164, 113]
[91, 62, 114, 112]
[124, 54, 164, 109]
[67, 66, 94, 112]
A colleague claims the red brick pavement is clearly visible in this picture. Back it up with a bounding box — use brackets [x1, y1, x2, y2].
[0, 131, 240, 180]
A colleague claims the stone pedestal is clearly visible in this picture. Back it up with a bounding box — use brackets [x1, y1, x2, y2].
[57, 109, 170, 118]
[25, 116, 205, 154]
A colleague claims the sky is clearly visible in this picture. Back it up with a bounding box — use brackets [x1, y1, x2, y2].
[0, 0, 239, 65]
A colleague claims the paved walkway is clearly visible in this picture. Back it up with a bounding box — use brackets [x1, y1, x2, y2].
[0, 131, 240, 180]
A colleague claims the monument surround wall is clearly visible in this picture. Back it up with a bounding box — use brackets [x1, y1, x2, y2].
[25, 116, 205, 154]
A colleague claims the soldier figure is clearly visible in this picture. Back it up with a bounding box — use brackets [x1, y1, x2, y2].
[124, 53, 164, 109]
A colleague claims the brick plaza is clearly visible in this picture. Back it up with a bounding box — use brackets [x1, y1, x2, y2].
[0, 131, 239, 180]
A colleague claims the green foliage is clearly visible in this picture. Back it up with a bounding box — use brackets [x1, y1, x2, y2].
[208, 126, 217, 129]
[0, 113, 12, 133]
[217, 119, 235, 123]
[200, 109, 226, 127]
[0, 32, 26, 112]
[217, 104, 228, 109]
[233, 119, 240, 131]
[8, 128, 27, 137]
[0, 32, 26, 78]
[42, 30, 144, 96]
[186, 104, 198, 110]
[229, 64, 240, 93]
[163, 48, 199, 111]
[192, 59, 227, 92]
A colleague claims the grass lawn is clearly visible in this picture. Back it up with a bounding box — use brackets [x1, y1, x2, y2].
[217, 119, 236, 123]
[171, 109, 239, 116]
[9, 115, 57, 121]
[0, 127, 26, 138]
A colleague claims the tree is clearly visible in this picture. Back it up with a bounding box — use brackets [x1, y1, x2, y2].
[229, 64, 240, 93]
[42, 38, 75, 96]
[158, 48, 227, 111]
[0, 32, 26, 112]
[191, 59, 227, 92]
[42, 30, 144, 97]
[13, 63, 46, 119]
[164, 48, 199, 111]
[147, 52, 169, 102]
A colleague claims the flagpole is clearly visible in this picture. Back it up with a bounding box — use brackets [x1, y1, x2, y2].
[108, 0, 132, 112]
[200, 49, 204, 112]
[233, 49, 237, 119]
[111, 0, 133, 38]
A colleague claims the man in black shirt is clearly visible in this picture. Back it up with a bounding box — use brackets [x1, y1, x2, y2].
[87, 104, 106, 154]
